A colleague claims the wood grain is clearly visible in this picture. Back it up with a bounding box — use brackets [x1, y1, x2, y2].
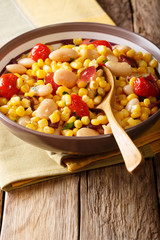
[0, 175, 80, 240]
[97, 0, 133, 30]
[80, 159, 160, 240]
[131, 0, 160, 48]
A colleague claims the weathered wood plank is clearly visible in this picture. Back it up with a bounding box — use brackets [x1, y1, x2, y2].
[97, 0, 133, 30]
[131, 0, 160, 47]
[0, 175, 79, 240]
[154, 153, 160, 206]
[80, 159, 160, 240]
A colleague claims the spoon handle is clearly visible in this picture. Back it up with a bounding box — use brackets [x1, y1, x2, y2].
[106, 104, 143, 173]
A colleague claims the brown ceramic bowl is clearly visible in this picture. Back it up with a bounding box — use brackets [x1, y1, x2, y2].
[0, 22, 160, 155]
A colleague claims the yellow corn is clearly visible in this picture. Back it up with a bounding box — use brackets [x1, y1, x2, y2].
[129, 77, 136, 86]
[62, 94, 71, 106]
[43, 126, 55, 134]
[78, 88, 88, 97]
[36, 69, 46, 79]
[49, 111, 60, 123]
[126, 49, 135, 58]
[67, 116, 76, 123]
[70, 61, 82, 69]
[143, 52, 152, 62]
[127, 93, 138, 101]
[73, 38, 82, 45]
[38, 119, 48, 128]
[97, 115, 108, 124]
[151, 106, 158, 114]
[83, 59, 91, 67]
[87, 99, 94, 108]
[93, 95, 102, 105]
[21, 84, 30, 93]
[56, 86, 70, 97]
[74, 120, 82, 128]
[91, 119, 101, 126]
[17, 77, 24, 89]
[21, 98, 30, 108]
[0, 105, 9, 114]
[62, 129, 74, 136]
[26, 123, 36, 130]
[97, 45, 108, 55]
[149, 59, 158, 68]
[77, 81, 88, 88]
[81, 116, 90, 125]
[10, 96, 21, 106]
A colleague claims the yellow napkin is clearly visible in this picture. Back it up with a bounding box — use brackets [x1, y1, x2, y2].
[0, 0, 160, 191]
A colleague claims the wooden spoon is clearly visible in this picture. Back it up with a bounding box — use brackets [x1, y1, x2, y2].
[97, 67, 143, 173]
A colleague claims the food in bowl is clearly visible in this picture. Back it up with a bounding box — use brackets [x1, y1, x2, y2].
[0, 38, 160, 137]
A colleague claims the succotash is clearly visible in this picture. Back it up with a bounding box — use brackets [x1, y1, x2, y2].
[0, 38, 160, 137]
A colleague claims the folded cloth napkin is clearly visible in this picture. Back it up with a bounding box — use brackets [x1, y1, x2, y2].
[0, 0, 160, 191]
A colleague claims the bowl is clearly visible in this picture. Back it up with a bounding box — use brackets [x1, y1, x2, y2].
[0, 22, 160, 155]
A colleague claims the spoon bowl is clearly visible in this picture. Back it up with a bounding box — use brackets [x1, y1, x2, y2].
[97, 67, 144, 173]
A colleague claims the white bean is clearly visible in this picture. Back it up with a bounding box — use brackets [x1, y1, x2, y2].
[123, 84, 134, 95]
[87, 49, 100, 60]
[125, 98, 139, 112]
[30, 85, 53, 97]
[35, 99, 57, 119]
[113, 45, 131, 53]
[105, 61, 132, 77]
[17, 116, 30, 127]
[6, 64, 27, 74]
[18, 58, 36, 68]
[54, 69, 77, 88]
[76, 128, 100, 136]
[49, 48, 78, 62]
[106, 54, 118, 62]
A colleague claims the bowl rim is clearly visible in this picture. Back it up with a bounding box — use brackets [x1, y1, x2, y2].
[0, 22, 160, 142]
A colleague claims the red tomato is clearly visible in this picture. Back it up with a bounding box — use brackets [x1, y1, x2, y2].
[133, 74, 159, 98]
[78, 66, 96, 83]
[69, 94, 90, 118]
[45, 72, 60, 95]
[90, 40, 112, 50]
[0, 73, 19, 99]
[81, 39, 91, 45]
[30, 43, 51, 61]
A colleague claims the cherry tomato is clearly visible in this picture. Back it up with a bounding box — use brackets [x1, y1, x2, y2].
[30, 43, 51, 61]
[0, 73, 19, 99]
[90, 40, 112, 50]
[69, 94, 90, 118]
[78, 66, 96, 83]
[45, 72, 60, 95]
[133, 74, 159, 98]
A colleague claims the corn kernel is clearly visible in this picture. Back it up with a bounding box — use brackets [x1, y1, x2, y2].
[127, 93, 138, 101]
[121, 109, 129, 118]
[79, 48, 88, 59]
[0, 97, 8, 106]
[37, 59, 44, 68]
[70, 61, 82, 69]
[89, 81, 98, 90]
[36, 80, 44, 85]
[97, 87, 105, 96]
[143, 98, 150, 107]
[67, 116, 76, 123]
[60, 111, 70, 121]
[134, 52, 143, 60]
[8, 108, 17, 117]
[96, 55, 105, 64]
[88, 44, 95, 50]
[73, 38, 82, 45]
[81, 116, 90, 125]
[87, 99, 94, 108]
[93, 95, 102, 105]
[149, 59, 158, 68]
[82, 95, 90, 103]
[21, 84, 30, 93]
[49, 111, 60, 123]
[51, 63, 59, 72]
[16, 77, 24, 89]
[83, 59, 91, 67]
[62, 129, 74, 136]
[45, 58, 52, 65]
[140, 112, 148, 121]
[56, 86, 70, 97]
[113, 49, 120, 57]
[62, 94, 71, 106]
[97, 45, 108, 55]
[57, 100, 65, 108]
[151, 106, 158, 114]
[25, 107, 33, 115]
[21, 98, 30, 108]
[143, 52, 152, 63]
[91, 119, 100, 126]
[114, 111, 124, 121]
[99, 80, 107, 88]
[77, 81, 88, 88]
[26, 123, 36, 130]
[24, 92, 35, 97]
[71, 86, 79, 94]
[120, 99, 128, 106]
[119, 81, 126, 87]
[73, 128, 78, 136]
[138, 60, 147, 67]
[43, 126, 55, 134]
[127, 118, 137, 127]
[127, 49, 135, 58]
[74, 119, 82, 128]
[137, 66, 147, 73]
[129, 77, 136, 86]
[0, 105, 9, 114]
[97, 115, 108, 124]
[78, 88, 88, 97]
[113, 103, 123, 111]
[116, 87, 123, 95]
[147, 66, 155, 75]
[43, 65, 52, 73]
[149, 97, 157, 103]
[89, 59, 98, 68]
[38, 119, 48, 128]
[75, 57, 85, 63]
[31, 117, 40, 122]
[10, 96, 20, 106]
[36, 69, 46, 79]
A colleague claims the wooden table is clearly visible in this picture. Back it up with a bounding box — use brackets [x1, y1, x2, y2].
[0, 0, 160, 239]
